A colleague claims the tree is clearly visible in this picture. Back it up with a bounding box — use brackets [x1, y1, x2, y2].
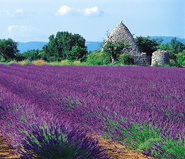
[102, 39, 130, 63]
[42, 31, 88, 62]
[135, 36, 163, 57]
[157, 37, 185, 62]
[176, 49, 185, 67]
[0, 38, 19, 62]
[66, 45, 87, 62]
[21, 49, 41, 61]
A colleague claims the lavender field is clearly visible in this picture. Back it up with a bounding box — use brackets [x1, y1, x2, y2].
[0, 63, 185, 158]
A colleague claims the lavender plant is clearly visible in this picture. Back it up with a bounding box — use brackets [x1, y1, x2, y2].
[1, 63, 185, 159]
[16, 124, 111, 159]
[0, 100, 110, 159]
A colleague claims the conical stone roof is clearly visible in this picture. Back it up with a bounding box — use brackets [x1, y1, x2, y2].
[102, 20, 141, 56]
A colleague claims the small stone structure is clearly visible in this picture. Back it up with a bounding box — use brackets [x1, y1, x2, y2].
[151, 50, 170, 66]
[102, 20, 170, 66]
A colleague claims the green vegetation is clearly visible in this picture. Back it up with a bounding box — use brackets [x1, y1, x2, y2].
[14, 49, 43, 62]
[0, 32, 185, 68]
[0, 38, 19, 62]
[42, 31, 88, 63]
[1, 34, 185, 158]
[157, 37, 185, 65]
[118, 53, 135, 66]
[102, 39, 130, 64]
[135, 36, 163, 57]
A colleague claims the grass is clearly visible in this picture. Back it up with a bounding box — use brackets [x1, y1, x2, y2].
[0, 58, 184, 68]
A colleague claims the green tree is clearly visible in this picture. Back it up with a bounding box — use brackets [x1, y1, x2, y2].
[0, 38, 19, 62]
[135, 36, 163, 57]
[21, 49, 41, 61]
[42, 31, 88, 62]
[102, 39, 130, 63]
[66, 45, 87, 62]
[157, 37, 185, 62]
[176, 49, 185, 67]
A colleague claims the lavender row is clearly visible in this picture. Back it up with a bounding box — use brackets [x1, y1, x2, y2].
[1, 63, 184, 158]
[1, 64, 185, 140]
[1, 63, 185, 125]
[0, 77, 112, 158]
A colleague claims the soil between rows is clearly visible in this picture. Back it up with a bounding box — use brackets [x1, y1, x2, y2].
[0, 131, 158, 159]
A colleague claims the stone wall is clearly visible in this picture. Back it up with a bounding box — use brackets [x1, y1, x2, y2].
[151, 50, 170, 66]
[121, 52, 151, 66]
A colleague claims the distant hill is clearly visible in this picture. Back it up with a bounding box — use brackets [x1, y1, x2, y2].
[17, 41, 104, 53]
[149, 36, 185, 44]
[17, 36, 185, 54]
[17, 42, 48, 53]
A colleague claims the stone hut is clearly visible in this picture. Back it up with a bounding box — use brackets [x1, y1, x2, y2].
[101, 20, 150, 66]
[101, 20, 170, 66]
[151, 50, 170, 66]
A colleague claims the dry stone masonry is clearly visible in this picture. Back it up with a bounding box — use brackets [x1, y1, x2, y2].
[102, 20, 170, 66]
[102, 20, 141, 57]
[151, 50, 170, 66]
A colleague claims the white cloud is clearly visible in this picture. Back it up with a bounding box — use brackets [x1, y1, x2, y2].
[7, 25, 46, 42]
[56, 5, 103, 17]
[78, 6, 103, 16]
[8, 25, 33, 33]
[57, 5, 74, 15]
[0, 9, 24, 17]
[15, 9, 23, 13]
[84, 7, 99, 15]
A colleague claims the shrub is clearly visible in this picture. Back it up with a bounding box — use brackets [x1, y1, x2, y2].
[60, 59, 73, 65]
[17, 59, 31, 65]
[107, 61, 121, 66]
[118, 53, 135, 65]
[86, 50, 109, 66]
[32, 59, 46, 65]
[169, 58, 183, 68]
[72, 61, 81, 65]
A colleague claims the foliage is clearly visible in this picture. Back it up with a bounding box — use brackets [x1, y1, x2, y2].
[60, 59, 73, 66]
[118, 53, 135, 65]
[16, 125, 110, 159]
[66, 45, 87, 62]
[176, 50, 185, 67]
[152, 62, 170, 67]
[15, 49, 42, 62]
[157, 37, 185, 63]
[102, 39, 130, 63]
[106, 61, 122, 66]
[86, 50, 111, 66]
[0, 38, 19, 62]
[135, 36, 163, 57]
[42, 31, 88, 62]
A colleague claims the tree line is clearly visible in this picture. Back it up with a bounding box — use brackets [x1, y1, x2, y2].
[0, 31, 185, 67]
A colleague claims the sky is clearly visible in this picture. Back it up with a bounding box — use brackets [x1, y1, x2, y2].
[0, 0, 184, 43]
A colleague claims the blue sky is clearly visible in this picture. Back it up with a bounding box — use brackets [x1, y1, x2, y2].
[0, 0, 184, 42]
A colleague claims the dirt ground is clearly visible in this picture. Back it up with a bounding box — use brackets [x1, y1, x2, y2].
[0, 131, 159, 159]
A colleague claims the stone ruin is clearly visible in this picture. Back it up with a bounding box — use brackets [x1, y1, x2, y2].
[151, 50, 170, 66]
[101, 20, 170, 66]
